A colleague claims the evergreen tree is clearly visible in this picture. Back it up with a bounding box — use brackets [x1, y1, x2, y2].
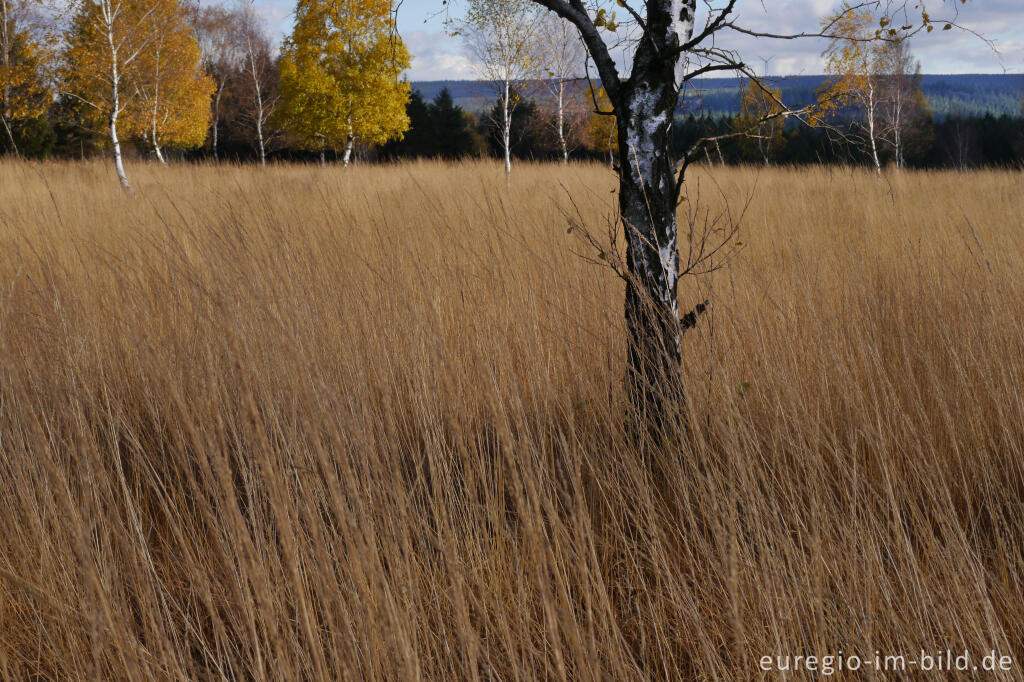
[485, 89, 542, 161]
[430, 89, 476, 159]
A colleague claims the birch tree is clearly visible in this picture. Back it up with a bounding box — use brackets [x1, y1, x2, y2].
[735, 79, 785, 166]
[130, 0, 213, 163]
[276, 0, 410, 166]
[0, 0, 50, 155]
[239, 4, 276, 166]
[61, 0, 162, 189]
[191, 5, 246, 161]
[457, 0, 539, 179]
[877, 38, 927, 168]
[429, 0, 976, 433]
[817, 6, 889, 172]
[535, 11, 585, 164]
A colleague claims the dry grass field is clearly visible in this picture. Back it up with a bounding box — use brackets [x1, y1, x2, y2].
[0, 159, 1023, 680]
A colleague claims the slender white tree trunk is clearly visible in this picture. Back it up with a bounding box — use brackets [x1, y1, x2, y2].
[499, 77, 512, 180]
[110, 108, 130, 189]
[105, 19, 131, 191]
[212, 79, 225, 161]
[557, 79, 568, 164]
[256, 121, 266, 165]
[0, 0, 17, 157]
[867, 80, 881, 173]
[892, 88, 904, 168]
[342, 135, 353, 167]
[248, 43, 267, 166]
[502, 78, 512, 180]
[150, 72, 167, 165]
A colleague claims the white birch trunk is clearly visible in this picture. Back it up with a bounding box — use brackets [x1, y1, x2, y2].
[256, 121, 266, 165]
[557, 79, 568, 164]
[502, 78, 512, 179]
[615, 0, 698, 429]
[150, 54, 167, 165]
[0, 0, 17, 156]
[248, 42, 267, 166]
[892, 84, 905, 168]
[342, 135, 353, 167]
[212, 78, 225, 161]
[867, 80, 881, 173]
[110, 108, 130, 189]
[105, 15, 131, 191]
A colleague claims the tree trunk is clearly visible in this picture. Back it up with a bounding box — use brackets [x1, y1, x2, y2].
[892, 90, 904, 169]
[319, 148, 325, 166]
[0, 114, 16, 157]
[342, 135, 354, 167]
[151, 117, 166, 165]
[248, 46, 267, 167]
[212, 79, 225, 162]
[256, 118, 266, 166]
[616, 28, 689, 435]
[110, 111, 130, 190]
[557, 79, 568, 164]
[867, 80, 881, 173]
[0, 0, 16, 156]
[104, 15, 130, 191]
[502, 78, 512, 180]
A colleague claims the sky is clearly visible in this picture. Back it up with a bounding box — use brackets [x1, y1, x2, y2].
[249, 0, 1024, 81]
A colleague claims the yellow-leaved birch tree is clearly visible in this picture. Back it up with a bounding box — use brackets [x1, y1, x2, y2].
[1, 0, 51, 155]
[276, 0, 410, 166]
[816, 4, 888, 173]
[62, 0, 156, 189]
[457, 0, 540, 180]
[129, 0, 213, 163]
[735, 79, 785, 166]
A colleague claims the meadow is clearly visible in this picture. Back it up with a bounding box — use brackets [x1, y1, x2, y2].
[0, 159, 1022, 680]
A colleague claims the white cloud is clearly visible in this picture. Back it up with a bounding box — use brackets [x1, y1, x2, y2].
[401, 30, 477, 80]
[246, 0, 1022, 79]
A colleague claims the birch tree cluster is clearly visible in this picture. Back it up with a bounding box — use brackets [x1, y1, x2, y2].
[60, 0, 214, 186]
[454, 0, 591, 176]
[815, 4, 933, 171]
[2, 0, 414, 184]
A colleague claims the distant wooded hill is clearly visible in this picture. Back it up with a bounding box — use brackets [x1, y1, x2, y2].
[412, 74, 1024, 119]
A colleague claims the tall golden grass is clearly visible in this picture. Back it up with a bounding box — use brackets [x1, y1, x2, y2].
[0, 158, 1022, 680]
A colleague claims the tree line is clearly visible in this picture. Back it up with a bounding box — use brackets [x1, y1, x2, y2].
[0, 0, 411, 188]
[2, 0, 1021, 181]
[380, 81, 1024, 171]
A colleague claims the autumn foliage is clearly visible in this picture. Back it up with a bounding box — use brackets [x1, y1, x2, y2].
[130, 0, 215, 157]
[276, 0, 410, 158]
